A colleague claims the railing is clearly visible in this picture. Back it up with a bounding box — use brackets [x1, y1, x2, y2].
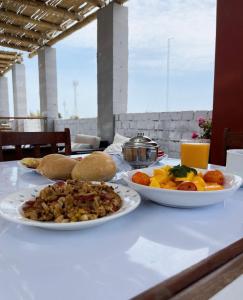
[0, 117, 48, 132]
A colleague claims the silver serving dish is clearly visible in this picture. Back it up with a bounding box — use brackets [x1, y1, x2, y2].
[122, 133, 159, 169]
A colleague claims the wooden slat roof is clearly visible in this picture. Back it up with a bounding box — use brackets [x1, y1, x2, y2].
[0, 0, 127, 57]
[0, 49, 22, 75]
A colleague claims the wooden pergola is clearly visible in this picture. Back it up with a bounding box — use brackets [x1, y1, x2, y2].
[0, 0, 126, 57]
[0, 0, 128, 140]
[0, 49, 22, 75]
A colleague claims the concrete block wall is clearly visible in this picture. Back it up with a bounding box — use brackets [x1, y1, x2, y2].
[54, 110, 212, 157]
[23, 120, 42, 132]
[54, 118, 97, 141]
[115, 111, 212, 158]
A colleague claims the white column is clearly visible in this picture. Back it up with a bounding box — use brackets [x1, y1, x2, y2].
[0, 76, 10, 117]
[97, 2, 128, 142]
[12, 64, 27, 117]
[12, 64, 28, 131]
[38, 46, 58, 131]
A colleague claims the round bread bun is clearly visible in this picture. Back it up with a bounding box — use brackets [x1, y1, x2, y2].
[37, 153, 66, 170]
[71, 152, 116, 182]
[21, 157, 41, 169]
[38, 156, 77, 180]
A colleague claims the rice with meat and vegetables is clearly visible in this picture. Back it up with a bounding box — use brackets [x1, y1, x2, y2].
[22, 180, 122, 223]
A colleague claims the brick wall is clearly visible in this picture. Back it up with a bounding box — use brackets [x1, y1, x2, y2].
[54, 118, 97, 141]
[115, 111, 212, 158]
[23, 119, 42, 132]
[54, 110, 212, 157]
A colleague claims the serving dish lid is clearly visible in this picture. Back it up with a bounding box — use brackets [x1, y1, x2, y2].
[123, 133, 158, 149]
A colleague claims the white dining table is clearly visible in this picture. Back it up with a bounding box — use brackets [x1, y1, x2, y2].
[0, 158, 243, 300]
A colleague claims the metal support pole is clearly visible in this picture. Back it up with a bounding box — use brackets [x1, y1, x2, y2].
[165, 38, 172, 112]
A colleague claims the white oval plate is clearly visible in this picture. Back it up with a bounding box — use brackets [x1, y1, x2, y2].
[122, 167, 242, 208]
[0, 183, 141, 230]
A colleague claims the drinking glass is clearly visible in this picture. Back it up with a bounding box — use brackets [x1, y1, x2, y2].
[180, 139, 210, 169]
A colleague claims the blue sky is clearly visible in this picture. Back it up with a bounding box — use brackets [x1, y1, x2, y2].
[5, 0, 216, 118]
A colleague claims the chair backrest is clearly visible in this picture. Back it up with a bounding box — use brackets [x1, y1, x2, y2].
[223, 128, 243, 164]
[0, 128, 71, 161]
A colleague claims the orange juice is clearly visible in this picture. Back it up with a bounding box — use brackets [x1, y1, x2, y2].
[180, 141, 210, 169]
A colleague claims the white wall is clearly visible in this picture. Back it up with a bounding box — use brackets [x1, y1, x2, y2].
[54, 110, 212, 157]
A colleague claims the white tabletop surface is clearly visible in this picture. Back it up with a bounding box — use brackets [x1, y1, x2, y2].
[0, 159, 243, 300]
[210, 275, 243, 300]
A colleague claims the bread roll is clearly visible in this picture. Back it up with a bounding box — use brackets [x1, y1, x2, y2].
[38, 155, 77, 180]
[38, 153, 65, 170]
[21, 157, 41, 169]
[71, 152, 116, 182]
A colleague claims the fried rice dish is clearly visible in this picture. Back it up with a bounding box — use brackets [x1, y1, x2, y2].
[22, 180, 122, 223]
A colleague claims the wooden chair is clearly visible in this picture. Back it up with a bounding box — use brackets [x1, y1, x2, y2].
[223, 128, 243, 164]
[0, 128, 71, 161]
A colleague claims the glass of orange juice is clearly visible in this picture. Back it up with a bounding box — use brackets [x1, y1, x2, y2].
[180, 139, 210, 169]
